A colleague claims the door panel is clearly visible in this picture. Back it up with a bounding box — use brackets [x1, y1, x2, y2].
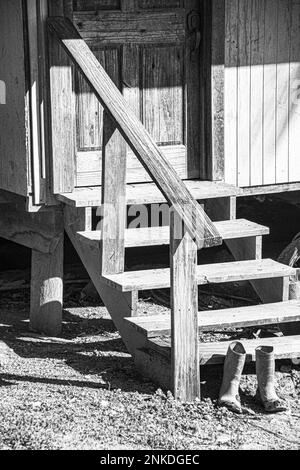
[76, 47, 120, 150]
[142, 46, 184, 146]
[138, 1, 182, 8]
[72, 0, 201, 186]
[74, 0, 121, 10]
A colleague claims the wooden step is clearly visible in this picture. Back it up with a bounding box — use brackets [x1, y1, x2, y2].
[125, 300, 300, 338]
[103, 259, 296, 292]
[148, 334, 300, 365]
[57, 180, 242, 208]
[77, 219, 269, 249]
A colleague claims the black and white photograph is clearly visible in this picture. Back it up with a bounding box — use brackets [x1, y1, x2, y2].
[0, 0, 299, 454]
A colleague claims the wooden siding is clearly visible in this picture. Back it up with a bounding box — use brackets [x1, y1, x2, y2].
[224, 0, 300, 187]
[49, 0, 75, 194]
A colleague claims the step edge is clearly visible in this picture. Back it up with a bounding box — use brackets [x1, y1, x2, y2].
[102, 260, 296, 292]
[58, 181, 243, 207]
[76, 219, 270, 246]
[147, 335, 300, 365]
[125, 300, 300, 337]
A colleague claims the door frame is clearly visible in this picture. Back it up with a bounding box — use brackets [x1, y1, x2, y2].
[48, 0, 223, 193]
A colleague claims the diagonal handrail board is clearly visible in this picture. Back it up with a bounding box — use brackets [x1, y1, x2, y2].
[47, 17, 222, 249]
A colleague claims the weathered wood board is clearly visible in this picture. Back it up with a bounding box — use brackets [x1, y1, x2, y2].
[49, 0, 75, 195]
[77, 218, 270, 249]
[0, 1, 29, 196]
[102, 259, 295, 292]
[149, 334, 300, 366]
[70, 0, 201, 186]
[170, 213, 200, 401]
[125, 300, 300, 337]
[48, 17, 222, 249]
[224, 0, 300, 188]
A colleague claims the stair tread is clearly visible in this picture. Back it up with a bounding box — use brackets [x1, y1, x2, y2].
[103, 259, 296, 292]
[148, 334, 300, 365]
[57, 180, 242, 207]
[77, 219, 269, 248]
[125, 300, 300, 337]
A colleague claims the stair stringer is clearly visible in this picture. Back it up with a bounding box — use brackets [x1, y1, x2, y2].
[206, 197, 292, 303]
[226, 237, 291, 303]
[64, 206, 146, 356]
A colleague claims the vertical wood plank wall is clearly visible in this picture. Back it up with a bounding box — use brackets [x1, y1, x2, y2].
[49, 0, 75, 194]
[0, 0, 29, 196]
[224, 0, 300, 187]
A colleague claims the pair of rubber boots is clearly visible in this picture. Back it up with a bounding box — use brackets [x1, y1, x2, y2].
[218, 342, 287, 414]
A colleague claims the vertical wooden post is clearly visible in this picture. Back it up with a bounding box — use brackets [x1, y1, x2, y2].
[210, 0, 225, 181]
[101, 112, 127, 275]
[202, 0, 225, 181]
[281, 269, 300, 336]
[205, 196, 237, 222]
[48, 1, 75, 194]
[26, 0, 45, 205]
[170, 211, 200, 402]
[290, 270, 300, 301]
[30, 234, 64, 337]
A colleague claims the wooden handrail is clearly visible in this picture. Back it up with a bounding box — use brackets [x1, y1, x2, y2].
[47, 17, 222, 249]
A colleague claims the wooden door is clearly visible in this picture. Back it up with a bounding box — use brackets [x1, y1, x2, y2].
[0, 0, 29, 197]
[71, 0, 201, 186]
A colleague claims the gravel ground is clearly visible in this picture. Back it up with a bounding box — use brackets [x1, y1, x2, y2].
[0, 285, 299, 451]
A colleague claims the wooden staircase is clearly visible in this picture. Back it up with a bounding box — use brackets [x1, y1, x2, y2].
[48, 17, 300, 402]
[61, 181, 300, 399]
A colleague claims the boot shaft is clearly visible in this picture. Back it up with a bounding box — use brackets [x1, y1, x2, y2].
[219, 342, 246, 398]
[256, 346, 277, 402]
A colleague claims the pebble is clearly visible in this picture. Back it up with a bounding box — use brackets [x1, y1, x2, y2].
[203, 414, 212, 421]
[100, 400, 109, 408]
[217, 434, 232, 444]
[31, 401, 42, 409]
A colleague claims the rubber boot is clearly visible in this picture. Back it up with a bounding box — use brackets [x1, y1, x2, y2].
[255, 346, 287, 413]
[218, 342, 246, 414]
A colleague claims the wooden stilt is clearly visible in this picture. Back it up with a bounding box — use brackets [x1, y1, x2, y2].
[30, 233, 64, 336]
[170, 212, 200, 402]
